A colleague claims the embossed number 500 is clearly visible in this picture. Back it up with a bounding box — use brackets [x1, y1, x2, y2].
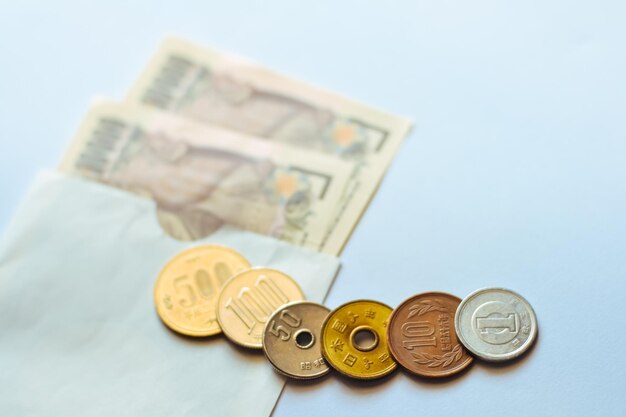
[173, 263, 234, 308]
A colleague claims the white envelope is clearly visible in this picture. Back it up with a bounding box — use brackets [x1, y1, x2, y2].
[0, 172, 340, 417]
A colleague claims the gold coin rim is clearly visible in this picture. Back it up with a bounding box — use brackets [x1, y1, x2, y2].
[216, 267, 305, 349]
[262, 300, 331, 380]
[321, 299, 398, 380]
[387, 291, 474, 378]
[153, 245, 251, 337]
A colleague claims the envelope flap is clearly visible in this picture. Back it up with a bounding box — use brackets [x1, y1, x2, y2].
[0, 172, 340, 417]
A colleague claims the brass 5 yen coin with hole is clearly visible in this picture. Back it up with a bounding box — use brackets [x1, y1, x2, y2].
[321, 300, 397, 380]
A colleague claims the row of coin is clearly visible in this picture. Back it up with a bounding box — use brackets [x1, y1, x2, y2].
[154, 245, 538, 380]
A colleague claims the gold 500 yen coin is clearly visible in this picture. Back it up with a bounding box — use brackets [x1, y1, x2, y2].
[263, 301, 331, 379]
[217, 268, 305, 348]
[154, 245, 251, 337]
[321, 300, 397, 380]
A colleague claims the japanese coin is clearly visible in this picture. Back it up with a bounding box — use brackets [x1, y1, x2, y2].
[217, 268, 305, 349]
[262, 301, 331, 379]
[321, 300, 397, 380]
[387, 292, 473, 378]
[154, 245, 251, 337]
[455, 288, 538, 362]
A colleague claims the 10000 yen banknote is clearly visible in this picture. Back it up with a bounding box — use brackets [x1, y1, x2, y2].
[60, 102, 351, 251]
[127, 37, 413, 255]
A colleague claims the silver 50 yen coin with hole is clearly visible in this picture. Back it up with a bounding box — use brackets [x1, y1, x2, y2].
[455, 288, 538, 362]
[262, 301, 331, 379]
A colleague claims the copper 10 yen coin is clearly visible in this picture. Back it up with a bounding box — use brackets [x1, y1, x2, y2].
[154, 245, 251, 337]
[216, 268, 305, 349]
[387, 292, 473, 378]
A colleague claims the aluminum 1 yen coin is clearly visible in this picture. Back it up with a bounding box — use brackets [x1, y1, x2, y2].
[262, 301, 331, 379]
[455, 288, 538, 362]
[216, 268, 305, 349]
[321, 300, 397, 380]
[154, 245, 251, 337]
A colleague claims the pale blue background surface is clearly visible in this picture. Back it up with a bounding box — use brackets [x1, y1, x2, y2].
[1, 1, 625, 416]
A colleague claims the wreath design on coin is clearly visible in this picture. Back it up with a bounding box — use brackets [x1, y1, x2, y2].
[407, 299, 447, 318]
[411, 344, 464, 368]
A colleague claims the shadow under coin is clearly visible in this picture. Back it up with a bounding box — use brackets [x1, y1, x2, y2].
[279, 368, 334, 388]
[159, 320, 265, 366]
[396, 359, 475, 389]
[222, 337, 268, 364]
[159, 319, 225, 348]
[330, 366, 399, 391]
[476, 335, 539, 375]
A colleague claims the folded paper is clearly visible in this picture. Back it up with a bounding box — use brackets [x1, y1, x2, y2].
[0, 172, 340, 417]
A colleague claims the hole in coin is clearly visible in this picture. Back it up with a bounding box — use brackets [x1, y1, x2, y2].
[351, 326, 379, 352]
[294, 329, 315, 349]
